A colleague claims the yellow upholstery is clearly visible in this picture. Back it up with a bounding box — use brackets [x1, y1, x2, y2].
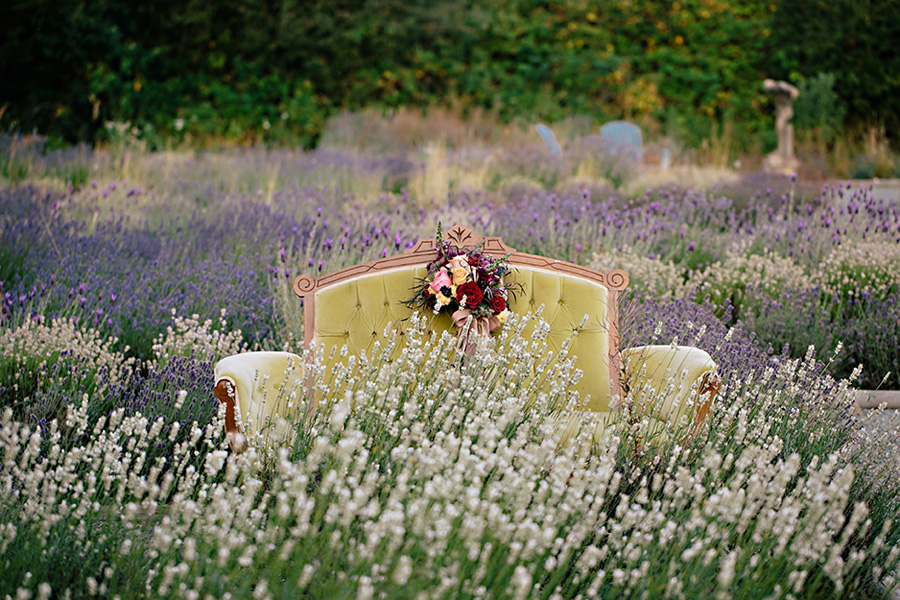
[314, 266, 614, 410]
[554, 343, 719, 451]
[507, 268, 610, 410]
[621, 345, 718, 425]
[314, 267, 450, 358]
[213, 351, 304, 449]
[554, 411, 612, 450]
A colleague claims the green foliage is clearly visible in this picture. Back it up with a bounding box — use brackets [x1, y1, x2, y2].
[769, 0, 900, 135]
[4, 0, 893, 153]
[850, 158, 877, 180]
[4, 0, 875, 152]
[0, 154, 29, 185]
[173, 76, 326, 148]
[792, 73, 846, 144]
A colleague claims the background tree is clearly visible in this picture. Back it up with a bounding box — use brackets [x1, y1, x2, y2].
[767, 0, 900, 136]
[1, 0, 896, 151]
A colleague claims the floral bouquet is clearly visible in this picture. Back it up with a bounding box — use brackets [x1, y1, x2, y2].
[405, 224, 520, 354]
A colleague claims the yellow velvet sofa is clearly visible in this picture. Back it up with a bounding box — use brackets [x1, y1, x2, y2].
[213, 224, 720, 450]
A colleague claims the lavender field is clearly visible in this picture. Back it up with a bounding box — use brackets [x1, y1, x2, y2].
[3, 133, 900, 598]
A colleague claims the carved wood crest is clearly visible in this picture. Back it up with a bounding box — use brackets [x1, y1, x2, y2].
[404, 223, 515, 257]
[292, 223, 627, 298]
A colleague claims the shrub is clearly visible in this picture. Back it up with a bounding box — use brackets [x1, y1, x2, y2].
[839, 292, 900, 389]
[1, 319, 898, 599]
[792, 73, 847, 145]
[815, 242, 900, 303]
[0, 186, 283, 359]
[850, 158, 876, 180]
[690, 246, 813, 323]
[589, 248, 691, 300]
[740, 286, 840, 365]
[151, 308, 245, 368]
[0, 317, 135, 423]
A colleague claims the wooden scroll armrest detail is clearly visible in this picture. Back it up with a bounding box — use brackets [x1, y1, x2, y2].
[292, 274, 318, 298]
[685, 370, 722, 445]
[214, 378, 242, 453]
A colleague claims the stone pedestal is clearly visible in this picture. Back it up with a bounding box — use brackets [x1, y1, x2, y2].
[763, 151, 800, 174]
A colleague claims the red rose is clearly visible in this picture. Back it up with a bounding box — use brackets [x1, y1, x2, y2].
[456, 281, 483, 309]
[489, 295, 506, 314]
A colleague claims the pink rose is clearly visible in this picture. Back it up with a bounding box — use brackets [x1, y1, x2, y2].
[429, 269, 452, 293]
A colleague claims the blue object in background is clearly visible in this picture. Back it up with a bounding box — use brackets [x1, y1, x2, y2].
[600, 120, 643, 160]
[535, 123, 562, 156]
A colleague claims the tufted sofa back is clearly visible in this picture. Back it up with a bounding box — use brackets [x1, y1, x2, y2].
[313, 265, 615, 410]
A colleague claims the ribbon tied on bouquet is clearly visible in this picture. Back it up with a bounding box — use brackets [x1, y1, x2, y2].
[452, 309, 502, 356]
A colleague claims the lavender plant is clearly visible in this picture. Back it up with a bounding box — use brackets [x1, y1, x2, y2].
[3, 140, 900, 598]
[1, 186, 281, 356]
[1, 318, 898, 599]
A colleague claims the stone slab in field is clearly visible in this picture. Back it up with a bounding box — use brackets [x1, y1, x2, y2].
[854, 389, 900, 411]
[600, 120, 643, 160]
[858, 179, 900, 203]
[535, 123, 562, 156]
[827, 179, 900, 204]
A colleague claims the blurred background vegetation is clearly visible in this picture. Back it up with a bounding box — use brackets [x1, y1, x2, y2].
[2, 0, 899, 174]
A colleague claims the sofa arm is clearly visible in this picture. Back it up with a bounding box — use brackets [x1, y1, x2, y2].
[213, 351, 305, 452]
[620, 345, 721, 438]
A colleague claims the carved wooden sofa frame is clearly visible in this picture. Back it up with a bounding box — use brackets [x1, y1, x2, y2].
[294, 223, 630, 398]
[214, 224, 721, 450]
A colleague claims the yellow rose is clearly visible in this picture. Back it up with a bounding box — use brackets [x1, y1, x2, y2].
[497, 308, 509, 324]
[449, 257, 468, 270]
[452, 267, 469, 286]
[435, 292, 452, 307]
